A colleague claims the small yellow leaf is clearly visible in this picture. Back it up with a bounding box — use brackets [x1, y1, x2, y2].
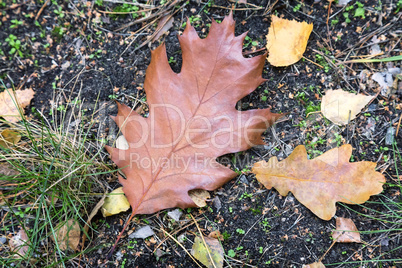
[266, 15, 313, 66]
[189, 189, 210, 207]
[101, 187, 130, 217]
[321, 89, 374, 125]
[332, 217, 361, 243]
[192, 236, 224, 268]
[0, 88, 35, 123]
[0, 129, 21, 148]
[51, 219, 80, 251]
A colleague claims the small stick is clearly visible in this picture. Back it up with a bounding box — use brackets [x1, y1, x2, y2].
[302, 56, 324, 68]
[160, 228, 203, 267]
[35, 0, 50, 21]
[396, 113, 402, 137]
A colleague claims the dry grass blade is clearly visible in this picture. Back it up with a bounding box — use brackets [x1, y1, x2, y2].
[190, 214, 217, 268]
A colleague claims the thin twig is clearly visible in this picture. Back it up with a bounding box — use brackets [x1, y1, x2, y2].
[35, 0, 50, 21]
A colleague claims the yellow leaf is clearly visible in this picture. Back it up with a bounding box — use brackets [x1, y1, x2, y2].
[0, 129, 21, 148]
[0, 88, 35, 123]
[252, 144, 385, 220]
[266, 15, 313, 66]
[51, 219, 80, 251]
[192, 236, 224, 268]
[321, 89, 374, 125]
[101, 187, 130, 217]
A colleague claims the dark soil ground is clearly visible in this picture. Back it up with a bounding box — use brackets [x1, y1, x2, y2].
[1, 0, 402, 267]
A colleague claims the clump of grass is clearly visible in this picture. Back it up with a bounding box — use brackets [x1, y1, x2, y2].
[0, 83, 114, 266]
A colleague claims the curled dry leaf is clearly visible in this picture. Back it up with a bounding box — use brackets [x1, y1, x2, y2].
[9, 229, 29, 258]
[0, 129, 21, 148]
[101, 187, 130, 217]
[189, 189, 210, 207]
[51, 219, 80, 251]
[332, 217, 361, 243]
[252, 144, 385, 220]
[106, 12, 281, 216]
[266, 15, 313, 66]
[192, 236, 224, 268]
[321, 89, 374, 125]
[0, 88, 35, 123]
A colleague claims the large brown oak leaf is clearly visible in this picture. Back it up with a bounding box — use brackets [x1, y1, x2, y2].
[252, 144, 385, 220]
[106, 13, 281, 216]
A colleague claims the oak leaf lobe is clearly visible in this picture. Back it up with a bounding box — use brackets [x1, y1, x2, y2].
[252, 144, 385, 220]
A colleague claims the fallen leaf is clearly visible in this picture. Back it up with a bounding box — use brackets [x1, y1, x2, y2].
[0, 162, 20, 177]
[128, 225, 154, 239]
[321, 89, 374, 125]
[101, 187, 130, 217]
[9, 229, 29, 258]
[51, 219, 80, 251]
[152, 15, 174, 42]
[332, 217, 361, 243]
[192, 236, 224, 268]
[189, 189, 210, 207]
[252, 144, 385, 220]
[302, 261, 326, 268]
[208, 230, 223, 241]
[106, 12, 281, 216]
[0, 88, 35, 123]
[0, 129, 21, 148]
[266, 15, 313, 66]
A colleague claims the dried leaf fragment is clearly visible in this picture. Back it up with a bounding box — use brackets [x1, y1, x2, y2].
[266, 15, 313, 66]
[189, 189, 210, 207]
[0, 162, 20, 177]
[0, 129, 21, 148]
[9, 229, 29, 258]
[0, 88, 34, 123]
[321, 89, 374, 125]
[332, 217, 361, 243]
[252, 144, 385, 220]
[51, 219, 80, 251]
[192, 236, 224, 268]
[101, 187, 130, 217]
[152, 15, 174, 42]
[302, 261, 326, 268]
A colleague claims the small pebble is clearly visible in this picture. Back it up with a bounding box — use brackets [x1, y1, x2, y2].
[0, 236, 6, 244]
[239, 174, 249, 184]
